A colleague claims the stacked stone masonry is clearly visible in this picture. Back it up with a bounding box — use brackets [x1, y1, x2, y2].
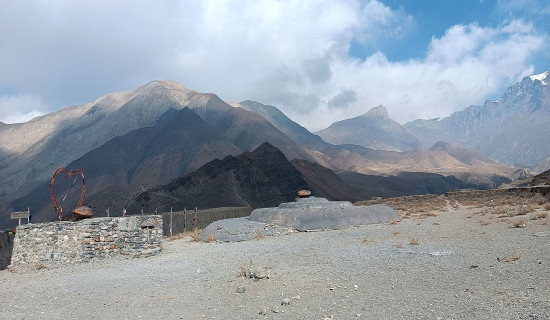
[9, 215, 162, 271]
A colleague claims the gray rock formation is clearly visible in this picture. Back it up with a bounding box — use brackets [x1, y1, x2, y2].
[249, 196, 399, 231]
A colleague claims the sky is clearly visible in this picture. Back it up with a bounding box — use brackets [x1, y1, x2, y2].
[0, 0, 549, 131]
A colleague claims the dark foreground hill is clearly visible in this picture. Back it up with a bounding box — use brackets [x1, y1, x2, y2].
[86, 143, 310, 215]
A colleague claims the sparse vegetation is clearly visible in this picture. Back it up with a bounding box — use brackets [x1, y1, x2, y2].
[239, 260, 254, 278]
[190, 228, 202, 242]
[254, 229, 265, 240]
[511, 218, 527, 228]
[409, 236, 420, 246]
[206, 233, 216, 243]
[517, 205, 534, 215]
[362, 237, 369, 245]
[389, 219, 398, 225]
[544, 203, 550, 211]
[498, 253, 520, 262]
[479, 219, 490, 226]
[356, 194, 446, 219]
[531, 194, 547, 205]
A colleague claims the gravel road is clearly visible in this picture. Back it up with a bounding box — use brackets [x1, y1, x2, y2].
[1, 207, 549, 319]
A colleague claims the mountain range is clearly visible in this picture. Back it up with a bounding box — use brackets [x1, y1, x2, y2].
[404, 72, 550, 167]
[1, 71, 549, 226]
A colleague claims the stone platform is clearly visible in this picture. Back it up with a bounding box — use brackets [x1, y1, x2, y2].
[249, 196, 399, 231]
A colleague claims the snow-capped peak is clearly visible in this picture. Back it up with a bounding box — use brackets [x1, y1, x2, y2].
[529, 71, 549, 85]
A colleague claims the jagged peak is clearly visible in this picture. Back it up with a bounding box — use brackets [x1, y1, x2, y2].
[529, 71, 549, 85]
[362, 105, 389, 118]
[251, 142, 280, 154]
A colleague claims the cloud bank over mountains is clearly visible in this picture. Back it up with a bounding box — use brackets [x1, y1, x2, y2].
[0, 0, 548, 130]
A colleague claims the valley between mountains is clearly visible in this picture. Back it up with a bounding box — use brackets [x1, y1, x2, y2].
[1, 71, 550, 226]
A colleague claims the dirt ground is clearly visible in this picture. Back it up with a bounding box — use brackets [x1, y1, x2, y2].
[1, 197, 549, 319]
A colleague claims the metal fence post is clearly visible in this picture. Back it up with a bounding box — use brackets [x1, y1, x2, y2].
[184, 207, 187, 233]
[170, 206, 173, 237]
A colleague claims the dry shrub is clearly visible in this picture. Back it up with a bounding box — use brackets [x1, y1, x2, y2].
[511, 218, 527, 228]
[531, 194, 547, 205]
[206, 233, 215, 243]
[239, 260, 254, 277]
[451, 201, 460, 209]
[518, 205, 535, 215]
[389, 219, 398, 225]
[190, 228, 202, 242]
[479, 219, 490, 226]
[492, 207, 508, 216]
[392, 230, 400, 236]
[498, 254, 520, 262]
[532, 211, 547, 220]
[362, 237, 369, 245]
[419, 212, 437, 218]
[409, 236, 420, 246]
[544, 203, 550, 211]
[254, 229, 265, 240]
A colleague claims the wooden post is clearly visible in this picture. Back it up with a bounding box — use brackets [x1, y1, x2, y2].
[11, 209, 30, 225]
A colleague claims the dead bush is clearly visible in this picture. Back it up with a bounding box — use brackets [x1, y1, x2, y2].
[409, 236, 420, 246]
[254, 229, 265, 240]
[518, 205, 535, 215]
[479, 219, 491, 226]
[205, 233, 215, 243]
[190, 228, 202, 242]
[498, 254, 520, 262]
[531, 194, 547, 205]
[511, 218, 527, 228]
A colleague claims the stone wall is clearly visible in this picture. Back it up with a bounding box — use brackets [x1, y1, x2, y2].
[9, 215, 162, 271]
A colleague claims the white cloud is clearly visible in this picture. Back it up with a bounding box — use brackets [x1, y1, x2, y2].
[0, 94, 46, 124]
[0, 0, 546, 132]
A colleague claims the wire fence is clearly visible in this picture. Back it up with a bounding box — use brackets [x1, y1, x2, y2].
[161, 207, 253, 237]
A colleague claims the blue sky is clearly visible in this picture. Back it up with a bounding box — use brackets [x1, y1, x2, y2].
[0, 0, 548, 130]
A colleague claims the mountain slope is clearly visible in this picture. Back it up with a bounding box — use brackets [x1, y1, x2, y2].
[531, 168, 550, 186]
[6, 107, 242, 224]
[429, 141, 495, 166]
[316, 105, 421, 151]
[233, 100, 327, 150]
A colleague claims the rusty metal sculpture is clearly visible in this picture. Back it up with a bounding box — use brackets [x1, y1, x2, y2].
[50, 167, 86, 221]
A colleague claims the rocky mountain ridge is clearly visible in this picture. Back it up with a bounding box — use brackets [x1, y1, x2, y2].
[404, 72, 550, 167]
